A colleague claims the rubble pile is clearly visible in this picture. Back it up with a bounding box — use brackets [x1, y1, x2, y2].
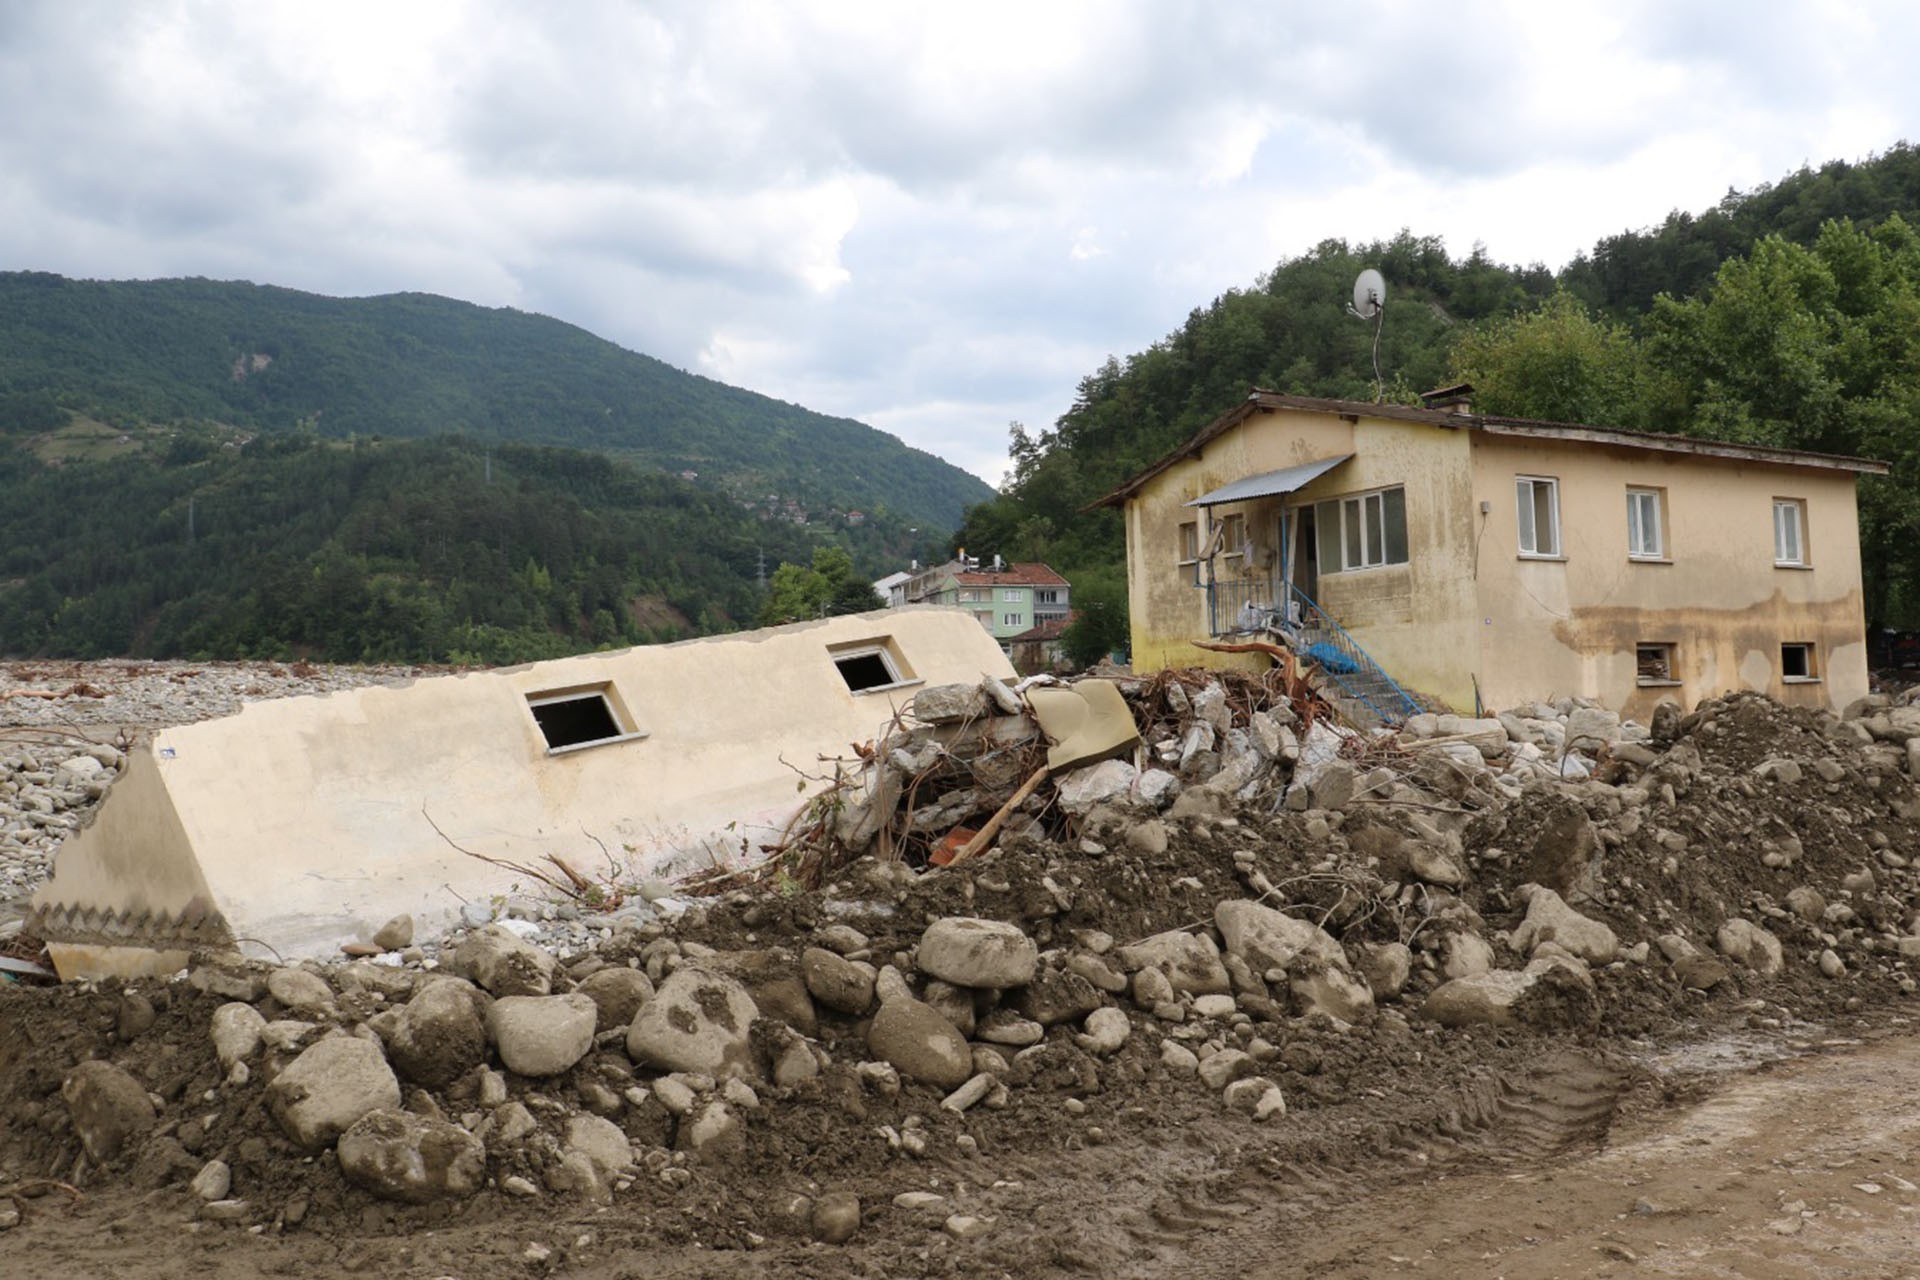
[7, 666, 1920, 1274]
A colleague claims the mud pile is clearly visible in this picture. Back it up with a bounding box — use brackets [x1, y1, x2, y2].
[5, 670, 1920, 1278]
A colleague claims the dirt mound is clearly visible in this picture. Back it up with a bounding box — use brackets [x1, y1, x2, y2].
[6, 681, 1920, 1278]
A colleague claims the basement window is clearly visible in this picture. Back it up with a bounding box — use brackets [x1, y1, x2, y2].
[1636, 642, 1679, 687]
[526, 684, 646, 754]
[1781, 643, 1819, 683]
[830, 638, 922, 695]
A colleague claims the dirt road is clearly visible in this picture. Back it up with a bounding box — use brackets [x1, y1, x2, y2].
[1234, 1026, 1920, 1280]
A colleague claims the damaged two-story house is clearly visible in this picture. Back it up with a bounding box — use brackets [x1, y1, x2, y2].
[1093, 390, 1888, 720]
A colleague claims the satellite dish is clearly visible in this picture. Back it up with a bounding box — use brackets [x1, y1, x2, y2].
[1351, 268, 1385, 321]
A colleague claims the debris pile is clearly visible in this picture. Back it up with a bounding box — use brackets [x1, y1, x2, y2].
[6, 666, 1920, 1275]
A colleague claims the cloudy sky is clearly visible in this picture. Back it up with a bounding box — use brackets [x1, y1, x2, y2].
[3, 2, 1917, 484]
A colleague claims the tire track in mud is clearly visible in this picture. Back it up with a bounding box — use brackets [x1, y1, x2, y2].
[1109, 1048, 1631, 1277]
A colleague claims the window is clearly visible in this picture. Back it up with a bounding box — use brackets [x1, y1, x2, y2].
[1626, 488, 1666, 560]
[1636, 642, 1678, 686]
[972, 610, 994, 629]
[1314, 487, 1408, 574]
[1001, 589, 1023, 602]
[1218, 513, 1247, 561]
[1002, 613, 1023, 628]
[1035, 589, 1061, 605]
[1516, 477, 1560, 558]
[1774, 499, 1808, 566]
[957, 588, 989, 603]
[526, 684, 644, 753]
[1177, 520, 1201, 585]
[830, 638, 919, 694]
[1781, 643, 1819, 682]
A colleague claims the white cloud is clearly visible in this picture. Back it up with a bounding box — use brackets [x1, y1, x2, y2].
[0, 0, 1916, 487]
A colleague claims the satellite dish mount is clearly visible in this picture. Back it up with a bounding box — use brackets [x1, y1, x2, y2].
[1347, 268, 1387, 402]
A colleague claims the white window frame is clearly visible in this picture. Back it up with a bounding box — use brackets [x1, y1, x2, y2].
[1034, 588, 1061, 605]
[1774, 498, 1808, 567]
[1781, 642, 1819, 683]
[1315, 486, 1409, 575]
[1626, 487, 1666, 560]
[957, 587, 989, 603]
[1516, 476, 1561, 559]
[1001, 588, 1023, 602]
[1002, 612, 1023, 628]
[972, 610, 994, 629]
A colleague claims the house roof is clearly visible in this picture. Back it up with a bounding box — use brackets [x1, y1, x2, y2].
[1009, 613, 1074, 643]
[1089, 390, 1892, 509]
[949, 562, 1070, 587]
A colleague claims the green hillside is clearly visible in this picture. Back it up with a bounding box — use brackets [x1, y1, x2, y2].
[0, 429, 864, 662]
[0, 273, 994, 528]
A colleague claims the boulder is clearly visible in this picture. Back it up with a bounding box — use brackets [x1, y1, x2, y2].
[801, 948, 877, 1015]
[1290, 965, 1374, 1022]
[866, 998, 973, 1088]
[1565, 706, 1622, 752]
[384, 979, 488, 1088]
[61, 1061, 156, 1162]
[266, 967, 337, 1017]
[1075, 1007, 1131, 1055]
[574, 967, 656, 1033]
[336, 1109, 486, 1203]
[917, 918, 1038, 990]
[565, 1114, 636, 1182]
[1509, 886, 1618, 964]
[1716, 918, 1785, 976]
[911, 683, 984, 725]
[626, 967, 761, 1080]
[489, 994, 597, 1077]
[1422, 970, 1535, 1027]
[1407, 843, 1467, 889]
[371, 914, 414, 951]
[210, 1002, 267, 1070]
[1057, 759, 1139, 815]
[1358, 942, 1412, 1000]
[1008, 967, 1103, 1027]
[1113, 929, 1232, 996]
[267, 1035, 402, 1151]
[1441, 932, 1496, 980]
[451, 924, 556, 997]
[701, 949, 818, 1036]
[1215, 900, 1346, 973]
[1521, 798, 1605, 906]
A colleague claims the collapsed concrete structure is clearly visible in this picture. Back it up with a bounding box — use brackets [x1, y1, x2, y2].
[28, 609, 1015, 979]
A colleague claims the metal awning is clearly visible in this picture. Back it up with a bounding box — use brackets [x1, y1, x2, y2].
[1184, 454, 1351, 508]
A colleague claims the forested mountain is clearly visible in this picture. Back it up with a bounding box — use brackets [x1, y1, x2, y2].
[960, 142, 1920, 628]
[0, 429, 892, 663]
[0, 273, 993, 528]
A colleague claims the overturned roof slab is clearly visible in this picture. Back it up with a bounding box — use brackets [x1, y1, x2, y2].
[31, 608, 1015, 979]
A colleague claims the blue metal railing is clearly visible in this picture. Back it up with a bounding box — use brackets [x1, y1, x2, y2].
[1279, 581, 1422, 723]
[1201, 573, 1420, 722]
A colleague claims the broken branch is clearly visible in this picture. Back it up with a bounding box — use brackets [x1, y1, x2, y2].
[947, 763, 1051, 866]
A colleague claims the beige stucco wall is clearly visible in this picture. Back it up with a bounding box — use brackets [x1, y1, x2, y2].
[1468, 435, 1870, 718]
[1124, 406, 1481, 707]
[33, 609, 1014, 976]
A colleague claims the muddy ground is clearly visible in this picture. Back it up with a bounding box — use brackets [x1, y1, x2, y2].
[6, 671, 1920, 1278]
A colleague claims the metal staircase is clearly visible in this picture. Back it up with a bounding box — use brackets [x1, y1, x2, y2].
[1205, 577, 1422, 726]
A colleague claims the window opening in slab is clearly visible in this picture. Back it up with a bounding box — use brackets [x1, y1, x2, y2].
[527, 687, 630, 751]
[1781, 642, 1818, 682]
[834, 648, 899, 691]
[1636, 642, 1678, 686]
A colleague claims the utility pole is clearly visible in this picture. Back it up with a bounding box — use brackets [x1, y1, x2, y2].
[187, 496, 195, 545]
